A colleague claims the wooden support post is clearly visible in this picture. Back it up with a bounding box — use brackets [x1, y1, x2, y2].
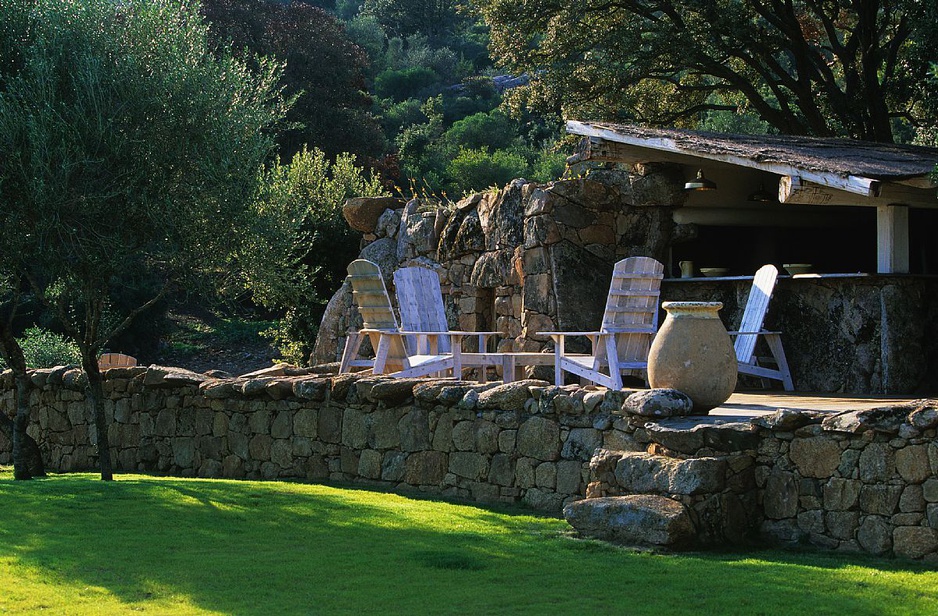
[876, 204, 909, 274]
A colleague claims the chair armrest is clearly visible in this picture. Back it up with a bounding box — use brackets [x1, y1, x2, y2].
[727, 330, 782, 336]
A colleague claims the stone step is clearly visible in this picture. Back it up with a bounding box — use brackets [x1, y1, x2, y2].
[564, 494, 695, 548]
[642, 416, 760, 455]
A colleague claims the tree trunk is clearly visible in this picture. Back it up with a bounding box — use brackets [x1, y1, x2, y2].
[0, 323, 44, 479]
[13, 373, 45, 479]
[82, 352, 113, 481]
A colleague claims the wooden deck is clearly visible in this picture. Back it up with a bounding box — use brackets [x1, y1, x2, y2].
[709, 391, 921, 420]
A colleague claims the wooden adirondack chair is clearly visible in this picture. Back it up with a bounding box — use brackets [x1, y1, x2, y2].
[339, 259, 460, 378]
[546, 256, 665, 389]
[393, 266, 502, 379]
[98, 353, 137, 371]
[730, 264, 794, 391]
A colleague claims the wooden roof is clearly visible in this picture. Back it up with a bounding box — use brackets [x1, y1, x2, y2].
[568, 121, 938, 194]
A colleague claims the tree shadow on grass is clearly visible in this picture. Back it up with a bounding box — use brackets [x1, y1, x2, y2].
[1, 474, 936, 615]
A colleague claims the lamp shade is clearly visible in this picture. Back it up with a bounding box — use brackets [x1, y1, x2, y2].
[684, 169, 717, 191]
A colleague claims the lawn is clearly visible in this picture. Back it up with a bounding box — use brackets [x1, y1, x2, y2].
[1, 470, 936, 615]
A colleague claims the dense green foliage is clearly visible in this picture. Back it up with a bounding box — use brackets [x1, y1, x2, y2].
[249, 147, 387, 363]
[0, 328, 82, 370]
[2, 472, 938, 614]
[474, 0, 938, 142]
[0, 0, 290, 478]
[201, 0, 385, 161]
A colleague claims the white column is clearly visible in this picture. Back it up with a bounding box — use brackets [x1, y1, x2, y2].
[876, 204, 909, 274]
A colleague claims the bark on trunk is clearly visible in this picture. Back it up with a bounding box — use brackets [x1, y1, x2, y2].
[82, 353, 113, 481]
[0, 324, 44, 479]
[1, 408, 44, 479]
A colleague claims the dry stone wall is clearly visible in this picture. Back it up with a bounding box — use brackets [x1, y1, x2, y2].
[0, 366, 629, 511]
[2, 365, 936, 560]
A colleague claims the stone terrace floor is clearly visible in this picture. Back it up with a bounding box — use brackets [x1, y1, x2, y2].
[710, 391, 919, 421]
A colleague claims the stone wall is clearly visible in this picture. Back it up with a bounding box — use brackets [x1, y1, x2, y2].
[2, 365, 936, 559]
[0, 366, 631, 511]
[576, 400, 938, 560]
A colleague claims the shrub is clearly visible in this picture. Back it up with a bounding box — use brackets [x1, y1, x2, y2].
[249, 147, 388, 363]
[0, 327, 82, 369]
[443, 110, 518, 152]
[445, 147, 528, 195]
[374, 67, 439, 102]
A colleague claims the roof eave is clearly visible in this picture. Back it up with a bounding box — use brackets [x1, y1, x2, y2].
[567, 120, 901, 198]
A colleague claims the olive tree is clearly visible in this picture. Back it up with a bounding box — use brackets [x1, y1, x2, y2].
[476, 0, 938, 142]
[0, 0, 290, 480]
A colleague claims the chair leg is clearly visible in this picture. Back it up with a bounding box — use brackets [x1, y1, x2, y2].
[373, 334, 393, 375]
[763, 333, 794, 391]
[552, 336, 564, 386]
[604, 336, 623, 390]
[339, 333, 363, 373]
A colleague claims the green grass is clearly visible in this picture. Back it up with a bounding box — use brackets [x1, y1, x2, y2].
[1, 470, 936, 614]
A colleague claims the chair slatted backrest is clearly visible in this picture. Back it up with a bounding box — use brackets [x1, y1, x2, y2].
[735, 264, 779, 364]
[393, 266, 451, 354]
[348, 259, 398, 331]
[98, 353, 137, 370]
[600, 256, 664, 365]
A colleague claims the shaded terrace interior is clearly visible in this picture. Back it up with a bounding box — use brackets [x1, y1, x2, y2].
[668, 163, 938, 278]
[561, 123, 938, 394]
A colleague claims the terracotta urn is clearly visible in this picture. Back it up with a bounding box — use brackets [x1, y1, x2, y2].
[647, 301, 737, 411]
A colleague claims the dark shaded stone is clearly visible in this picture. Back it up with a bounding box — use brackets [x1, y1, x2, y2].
[240, 378, 273, 396]
[822, 404, 916, 435]
[549, 241, 612, 332]
[438, 206, 485, 261]
[751, 408, 825, 431]
[470, 249, 514, 288]
[370, 378, 427, 405]
[764, 471, 799, 519]
[908, 402, 938, 429]
[293, 377, 329, 401]
[564, 495, 695, 548]
[644, 419, 759, 455]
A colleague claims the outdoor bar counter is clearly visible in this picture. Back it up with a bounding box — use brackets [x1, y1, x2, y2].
[660, 273, 938, 395]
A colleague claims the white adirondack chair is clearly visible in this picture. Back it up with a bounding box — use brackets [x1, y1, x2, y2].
[393, 266, 502, 379]
[545, 256, 665, 389]
[339, 259, 460, 378]
[731, 264, 794, 391]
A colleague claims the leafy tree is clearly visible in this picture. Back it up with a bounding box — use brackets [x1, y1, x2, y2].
[0, 327, 82, 370]
[202, 0, 384, 160]
[446, 148, 528, 195]
[374, 66, 439, 102]
[0, 0, 289, 480]
[252, 147, 387, 363]
[362, 0, 463, 42]
[443, 110, 518, 152]
[475, 0, 938, 142]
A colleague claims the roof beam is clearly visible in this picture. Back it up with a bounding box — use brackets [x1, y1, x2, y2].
[779, 176, 938, 207]
[568, 120, 879, 197]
